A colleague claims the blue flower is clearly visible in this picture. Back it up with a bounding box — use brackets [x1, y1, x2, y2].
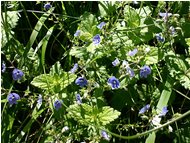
[70, 63, 78, 73]
[140, 65, 151, 78]
[128, 48, 138, 56]
[127, 67, 135, 77]
[74, 30, 81, 37]
[54, 99, 62, 110]
[108, 76, 120, 89]
[76, 94, 82, 104]
[101, 130, 109, 141]
[155, 33, 165, 42]
[1, 62, 6, 73]
[159, 106, 168, 117]
[75, 77, 88, 87]
[37, 94, 42, 108]
[7, 93, 20, 105]
[97, 22, 106, 29]
[139, 104, 150, 114]
[159, 12, 172, 22]
[169, 26, 175, 35]
[112, 58, 120, 66]
[93, 34, 101, 45]
[44, 3, 51, 10]
[12, 68, 24, 80]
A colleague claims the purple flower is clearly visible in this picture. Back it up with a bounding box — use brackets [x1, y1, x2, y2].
[101, 130, 109, 141]
[127, 67, 135, 77]
[169, 26, 175, 35]
[44, 3, 51, 10]
[76, 94, 82, 104]
[70, 63, 78, 73]
[74, 30, 81, 37]
[12, 68, 24, 80]
[75, 77, 88, 87]
[54, 99, 62, 110]
[159, 12, 172, 22]
[112, 58, 120, 66]
[155, 33, 165, 42]
[1, 62, 6, 73]
[140, 65, 151, 78]
[97, 22, 106, 29]
[93, 34, 101, 45]
[159, 106, 168, 117]
[7, 93, 20, 105]
[128, 48, 138, 56]
[139, 104, 150, 114]
[108, 76, 120, 89]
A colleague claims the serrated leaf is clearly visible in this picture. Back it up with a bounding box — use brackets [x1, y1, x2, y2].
[145, 47, 164, 65]
[67, 104, 120, 126]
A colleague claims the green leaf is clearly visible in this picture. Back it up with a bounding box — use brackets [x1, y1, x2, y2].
[144, 47, 164, 65]
[124, 5, 140, 28]
[145, 132, 156, 143]
[67, 104, 120, 126]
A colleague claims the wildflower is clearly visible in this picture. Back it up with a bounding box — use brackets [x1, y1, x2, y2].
[7, 93, 20, 105]
[1, 62, 6, 73]
[74, 30, 81, 37]
[155, 33, 165, 42]
[44, 3, 51, 10]
[12, 68, 24, 80]
[70, 63, 78, 73]
[97, 22, 106, 29]
[62, 126, 69, 133]
[108, 76, 120, 89]
[37, 94, 42, 109]
[159, 12, 172, 22]
[76, 94, 82, 104]
[93, 34, 101, 45]
[112, 58, 120, 66]
[75, 77, 88, 87]
[140, 65, 151, 78]
[54, 99, 62, 110]
[122, 60, 129, 69]
[159, 106, 168, 117]
[169, 26, 175, 35]
[139, 104, 150, 114]
[126, 67, 135, 77]
[151, 115, 161, 126]
[101, 130, 109, 141]
[128, 48, 138, 56]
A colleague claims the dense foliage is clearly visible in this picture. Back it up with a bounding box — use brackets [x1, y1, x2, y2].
[1, 1, 190, 143]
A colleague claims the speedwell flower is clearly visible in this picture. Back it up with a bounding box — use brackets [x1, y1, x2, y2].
[126, 67, 135, 77]
[1, 62, 6, 73]
[70, 63, 78, 73]
[159, 12, 172, 22]
[74, 30, 81, 37]
[155, 33, 165, 42]
[112, 58, 120, 66]
[139, 104, 150, 114]
[12, 68, 24, 80]
[159, 106, 168, 117]
[128, 48, 138, 56]
[93, 34, 101, 45]
[76, 94, 82, 104]
[140, 65, 151, 78]
[75, 77, 88, 87]
[108, 76, 120, 89]
[101, 130, 109, 141]
[97, 22, 106, 29]
[44, 3, 51, 10]
[7, 93, 20, 105]
[54, 99, 62, 110]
